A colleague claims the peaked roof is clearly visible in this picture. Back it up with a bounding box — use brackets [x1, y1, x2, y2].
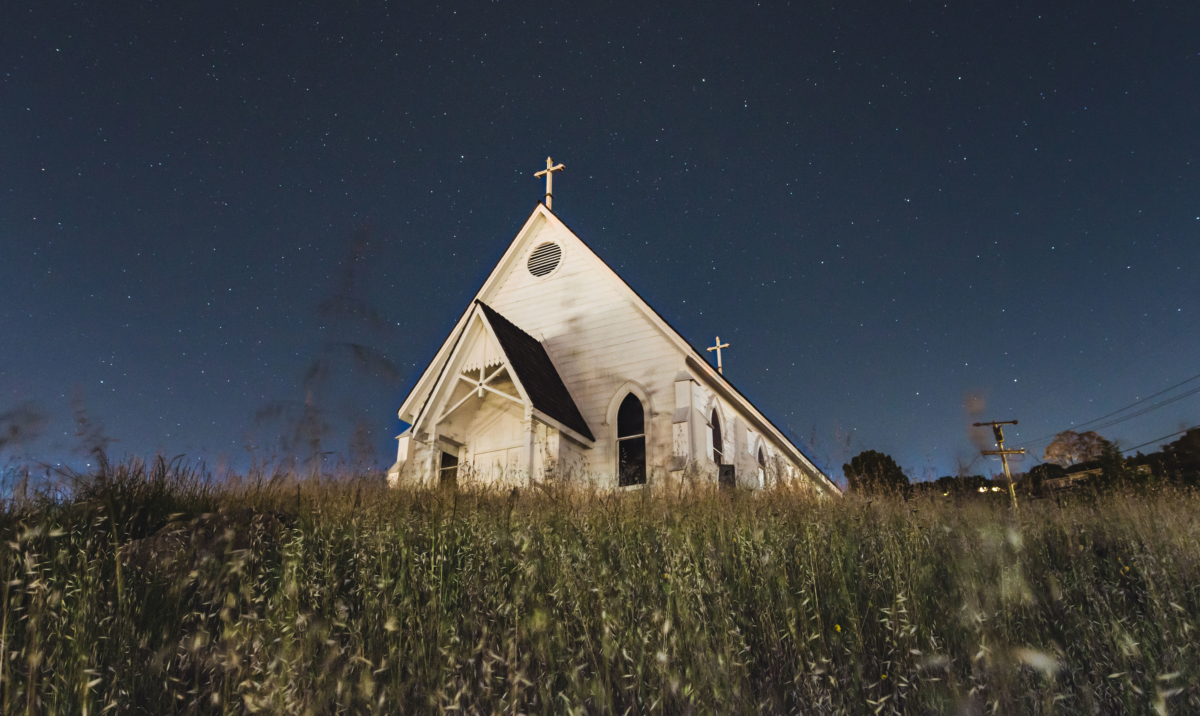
[398, 203, 838, 493]
[475, 300, 594, 441]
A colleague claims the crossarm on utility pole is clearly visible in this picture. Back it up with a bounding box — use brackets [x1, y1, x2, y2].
[975, 420, 1023, 510]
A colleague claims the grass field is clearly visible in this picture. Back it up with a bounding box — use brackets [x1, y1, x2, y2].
[1, 457, 1198, 714]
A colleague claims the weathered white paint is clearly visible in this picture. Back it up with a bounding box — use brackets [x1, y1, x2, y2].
[389, 204, 838, 495]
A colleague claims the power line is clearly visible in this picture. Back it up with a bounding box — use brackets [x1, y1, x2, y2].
[1071, 370, 1200, 432]
[1023, 369, 1200, 444]
[1083, 385, 1200, 434]
[1121, 425, 1200, 454]
[1021, 387, 1200, 456]
[1019, 368, 1200, 448]
[1014, 311, 1200, 434]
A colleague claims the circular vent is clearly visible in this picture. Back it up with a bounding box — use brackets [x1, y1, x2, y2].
[527, 242, 563, 277]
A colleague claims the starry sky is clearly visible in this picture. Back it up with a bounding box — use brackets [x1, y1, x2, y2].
[3, 0, 1198, 481]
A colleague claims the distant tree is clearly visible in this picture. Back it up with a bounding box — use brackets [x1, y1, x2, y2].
[1094, 439, 1139, 491]
[924, 474, 990, 496]
[930, 475, 956, 494]
[1044, 430, 1110, 467]
[1028, 463, 1067, 481]
[1024, 463, 1067, 496]
[843, 450, 909, 495]
[1162, 429, 1200, 484]
[955, 474, 991, 493]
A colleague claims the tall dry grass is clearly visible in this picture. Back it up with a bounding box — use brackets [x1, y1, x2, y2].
[1, 457, 1198, 714]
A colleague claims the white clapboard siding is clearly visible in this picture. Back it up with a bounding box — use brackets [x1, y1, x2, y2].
[484, 222, 684, 476]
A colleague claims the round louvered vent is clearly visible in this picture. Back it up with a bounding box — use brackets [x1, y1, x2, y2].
[527, 242, 563, 277]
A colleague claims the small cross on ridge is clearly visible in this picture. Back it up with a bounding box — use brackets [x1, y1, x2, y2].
[707, 336, 730, 374]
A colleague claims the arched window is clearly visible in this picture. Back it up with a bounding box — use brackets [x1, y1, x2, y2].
[757, 447, 767, 488]
[617, 393, 646, 486]
[711, 409, 724, 465]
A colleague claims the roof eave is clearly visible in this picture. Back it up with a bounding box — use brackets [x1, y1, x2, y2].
[396, 204, 551, 423]
[539, 209, 838, 493]
[532, 409, 595, 448]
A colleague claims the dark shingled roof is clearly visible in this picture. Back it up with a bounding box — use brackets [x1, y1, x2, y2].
[475, 300, 595, 441]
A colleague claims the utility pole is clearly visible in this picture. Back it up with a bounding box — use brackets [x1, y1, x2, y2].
[974, 420, 1025, 510]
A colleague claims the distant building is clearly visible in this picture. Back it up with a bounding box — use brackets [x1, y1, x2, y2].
[1042, 468, 1101, 492]
[388, 203, 836, 494]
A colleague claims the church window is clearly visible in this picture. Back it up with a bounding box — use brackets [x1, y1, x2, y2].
[758, 447, 767, 488]
[617, 393, 646, 486]
[527, 242, 563, 277]
[439, 451, 459, 487]
[711, 409, 724, 465]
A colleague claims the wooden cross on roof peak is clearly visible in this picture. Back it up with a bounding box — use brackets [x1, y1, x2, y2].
[707, 336, 730, 374]
[534, 157, 565, 210]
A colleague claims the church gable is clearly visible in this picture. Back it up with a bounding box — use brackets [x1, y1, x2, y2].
[479, 214, 684, 444]
[418, 310, 524, 447]
[407, 300, 593, 446]
[397, 205, 683, 433]
[392, 202, 837, 494]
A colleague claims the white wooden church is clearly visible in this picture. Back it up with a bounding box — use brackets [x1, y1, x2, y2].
[388, 163, 836, 495]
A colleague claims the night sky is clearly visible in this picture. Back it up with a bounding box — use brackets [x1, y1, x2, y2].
[3, 1, 1198, 481]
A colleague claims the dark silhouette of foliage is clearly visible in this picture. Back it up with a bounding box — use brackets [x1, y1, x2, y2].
[1025, 463, 1067, 495]
[0, 401, 45, 454]
[1161, 428, 1200, 484]
[909, 474, 1013, 500]
[1058, 442, 1161, 494]
[316, 225, 390, 331]
[348, 421, 377, 471]
[947, 474, 990, 493]
[254, 390, 330, 472]
[842, 450, 909, 495]
[1091, 440, 1168, 492]
[71, 388, 116, 458]
[1028, 463, 1067, 483]
[253, 225, 400, 471]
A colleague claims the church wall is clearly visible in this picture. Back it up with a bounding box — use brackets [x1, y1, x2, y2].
[398, 438, 436, 487]
[484, 225, 685, 487]
[553, 428, 592, 483]
[395, 354, 821, 491]
[679, 373, 822, 492]
[393, 210, 831, 494]
[460, 394, 526, 486]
